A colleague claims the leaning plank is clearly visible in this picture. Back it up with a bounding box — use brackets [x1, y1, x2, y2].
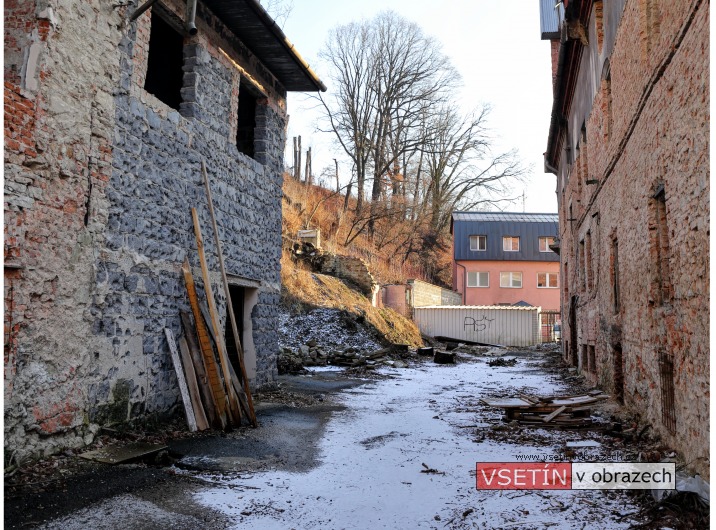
[542, 405, 568, 423]
[164, 328, 197, 432]
[180, 310, 217, 427]
[201, 161, 257, 427]
[179, 336, 209, 431]
[182, 259, 228, 429]
[191, 208, 242, 426]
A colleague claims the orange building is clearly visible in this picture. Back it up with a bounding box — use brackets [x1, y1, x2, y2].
[451, 212, 560, 311]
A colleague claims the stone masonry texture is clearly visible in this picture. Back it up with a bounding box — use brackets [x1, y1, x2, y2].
[547, 1, 709, 477]
[5, 0, 289, 461]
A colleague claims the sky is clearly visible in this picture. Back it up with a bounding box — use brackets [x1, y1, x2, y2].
[275, 0, 558, 214]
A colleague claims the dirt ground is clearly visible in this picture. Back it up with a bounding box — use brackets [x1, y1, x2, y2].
[4, 345, 708, 529]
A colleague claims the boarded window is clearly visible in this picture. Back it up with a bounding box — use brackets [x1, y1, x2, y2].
[144, 11, 184, 110]
[467, 272, 489, 288]
[659, 349, 676, 433]
[652, 187, 672, 304]
[612, 238, 620, 312]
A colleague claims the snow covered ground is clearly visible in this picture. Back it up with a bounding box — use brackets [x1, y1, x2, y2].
[193, 353, 644, 529]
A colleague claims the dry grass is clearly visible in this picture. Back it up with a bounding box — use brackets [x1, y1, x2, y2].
[282, 175, 450, 285]
[280, 252, 422, 348]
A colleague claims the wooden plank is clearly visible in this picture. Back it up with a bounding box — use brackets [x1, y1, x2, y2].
[181, 259, 228, 429]
[79, 442, 167, 465]
[201, 161, 258, 427]
[180, 310, 218, 427]
[179, 335, 209, 431]
[542, 405, 568, 423]
[191, 208, 243, 426]
[481, 397, 535, 409]
[164, 328, 197, 432]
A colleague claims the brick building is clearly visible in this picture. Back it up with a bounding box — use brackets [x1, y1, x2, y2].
[540, 0, 709, 477]
[451, 212, 560, 311]
[4, 0, 324, 459]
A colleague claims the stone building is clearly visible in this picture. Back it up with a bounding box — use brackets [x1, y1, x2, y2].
[4, 0, 324, 459]
[540, 0, 709, 477]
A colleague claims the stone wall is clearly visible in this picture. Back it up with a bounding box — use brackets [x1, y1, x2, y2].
[551, 0, 709, 477]
[4, 0, 288, 460]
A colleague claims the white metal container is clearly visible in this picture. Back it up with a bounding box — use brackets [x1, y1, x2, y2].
[413, 305, 541, 347]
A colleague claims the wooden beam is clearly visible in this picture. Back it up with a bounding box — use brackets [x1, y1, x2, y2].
[191, 208, 243, 426]
[201, 161, 258, 427]
[180, 310, 218, 427]
[181, 259, 227, 429]
[164, 328, 198, 432]
[178, 335, 209, 430]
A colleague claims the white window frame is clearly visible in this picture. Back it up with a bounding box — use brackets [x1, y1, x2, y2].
[503, 236, 520, 252]
[500, 272, 523, 288]
[467, 271, 489, 288]
[469, 235, 487, 251]
[539, 236, 555, 252]
[537, 272, 559, 288]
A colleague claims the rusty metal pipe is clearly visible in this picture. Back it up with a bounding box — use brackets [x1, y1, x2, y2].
[129, 0, 160, 22]
[185, 0, 197, 35]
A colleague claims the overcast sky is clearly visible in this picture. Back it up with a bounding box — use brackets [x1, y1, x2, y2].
[277, 1, 558, 213]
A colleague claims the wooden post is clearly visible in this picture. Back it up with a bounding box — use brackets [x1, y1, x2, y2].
[178, 335, 209, 430]
[180, 310, 217, 427]
[305, 147, 311, 186]
[296, 136, 302, 182]
[191, 208, 242, 426]
[181, 259, 227, 429]
[164, 328, 198, 432]
[200, 161, 258, 427]
[293, 136, 298, 180]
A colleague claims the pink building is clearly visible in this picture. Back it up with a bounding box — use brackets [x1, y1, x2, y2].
[451, 212, 560, 311]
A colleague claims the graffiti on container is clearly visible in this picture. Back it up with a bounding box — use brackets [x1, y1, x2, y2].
[464, 315, 495, 333]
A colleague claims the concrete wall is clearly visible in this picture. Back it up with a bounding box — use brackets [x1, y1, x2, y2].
[407, 279, 462, 308]
[550, 0, 709, 477]
[454, 260, 560, 310]
[4, 0, 287, 460]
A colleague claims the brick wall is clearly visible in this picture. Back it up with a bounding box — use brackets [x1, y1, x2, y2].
[553, 0, 709, 478]
[4, 0, 289, 461]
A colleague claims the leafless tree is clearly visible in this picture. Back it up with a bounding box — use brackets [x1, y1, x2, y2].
[419, 104, 525, 232]
[318, 11, 458, 220]
[260, 0, 293, 28]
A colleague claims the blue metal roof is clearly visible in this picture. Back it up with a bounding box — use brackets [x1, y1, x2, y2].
[452, 211, 559, 262]
[539, 0, 564, 40]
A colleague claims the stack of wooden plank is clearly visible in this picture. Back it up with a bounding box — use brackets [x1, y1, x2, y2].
[166, 161, 257, 432]
[480, 390, 609, 428]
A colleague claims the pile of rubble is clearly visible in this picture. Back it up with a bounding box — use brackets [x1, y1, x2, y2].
[278, 342, 411, 373]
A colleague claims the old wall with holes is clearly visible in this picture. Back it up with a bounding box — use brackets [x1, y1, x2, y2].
[5, 0, 287, 461]
[554, 0, 709, 477]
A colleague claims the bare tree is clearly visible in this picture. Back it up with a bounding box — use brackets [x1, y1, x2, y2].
[318, 11, 458, 220]
[419, 104, 525, 232]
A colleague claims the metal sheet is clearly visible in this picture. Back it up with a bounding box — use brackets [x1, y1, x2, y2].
[413, 306, 541, 347]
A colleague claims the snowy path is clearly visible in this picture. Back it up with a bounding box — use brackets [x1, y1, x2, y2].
[194, 355, 641, 529]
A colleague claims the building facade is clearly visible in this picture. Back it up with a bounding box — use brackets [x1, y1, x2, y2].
[451, 212, 560, 310]
[5, 0, 323, 459]
[540, 0, 709, 477]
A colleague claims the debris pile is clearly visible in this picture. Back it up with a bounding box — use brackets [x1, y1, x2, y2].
[481, 390, 610, 428]
[278, 344, 411, 373]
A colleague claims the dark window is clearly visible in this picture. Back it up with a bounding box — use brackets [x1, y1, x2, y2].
[236, 82, 257, 157]
[659, 349, 676, 433]
[653, 187, 672, 304]
[613, 343, 624, 404]
[612, 238, 620, 312]
[581, 344, 588, 372]
[144, 11, 185, 110]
